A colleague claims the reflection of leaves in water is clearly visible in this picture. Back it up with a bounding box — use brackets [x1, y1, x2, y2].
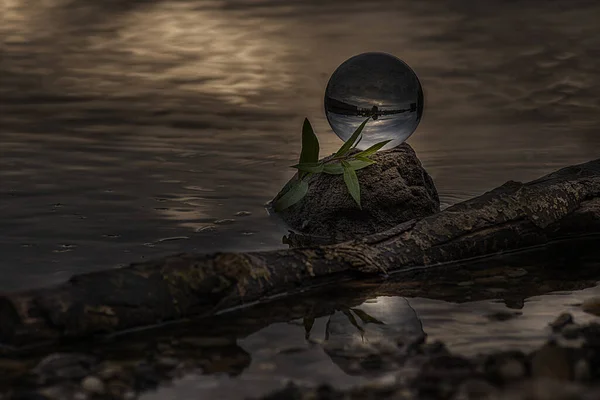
[342, 309, 365, 341]
[305, 307, 385, 342]
[350, 308, 385, 325]
[325, 315, 332, 341]
[303, 316, 315, 340]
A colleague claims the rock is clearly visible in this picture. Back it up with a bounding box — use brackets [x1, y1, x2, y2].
[273, 144, 439, 243]
[550, 313, 574, 332]
[32, 353, 96, 385]
[581, 297, 600, 316]
[80, 376, 105, 395]
[506, 268, 528, 278]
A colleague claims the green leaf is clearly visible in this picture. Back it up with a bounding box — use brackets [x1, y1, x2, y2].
[300, 118, 320, 164]
[351, 134, 363, 150]
[323, 162, 344, 175]
[323, 159, 374, 175]
[342, 160, 361, 208]
[334, 117, 370, 157]
[355, 139, 392, 158]
[291, 162, 324, 174]
[350, 308, 385, 325]
[274, 179, 309, 212]
[354, 155, 375, 164]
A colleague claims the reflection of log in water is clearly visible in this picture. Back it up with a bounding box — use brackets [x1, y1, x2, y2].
[325, 96, 416, 120]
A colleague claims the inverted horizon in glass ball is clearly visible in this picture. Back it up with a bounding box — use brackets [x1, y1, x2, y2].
[324, 52, 424, 151]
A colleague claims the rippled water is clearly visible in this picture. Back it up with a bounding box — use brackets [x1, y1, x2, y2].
[1, 0, 599, 290]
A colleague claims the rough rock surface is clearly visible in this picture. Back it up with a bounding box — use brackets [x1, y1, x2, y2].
[273, 143, 440, 243]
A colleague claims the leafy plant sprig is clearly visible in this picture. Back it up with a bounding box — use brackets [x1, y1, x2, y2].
[274, 117, 390, 211]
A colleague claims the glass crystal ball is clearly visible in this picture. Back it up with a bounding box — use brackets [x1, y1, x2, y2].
[324, 52, 424, 151]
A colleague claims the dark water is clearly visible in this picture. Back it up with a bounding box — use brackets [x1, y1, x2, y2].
[2, 0, 599, 290]
[1, 3, 600, 398]
[2, 243, 598, 399]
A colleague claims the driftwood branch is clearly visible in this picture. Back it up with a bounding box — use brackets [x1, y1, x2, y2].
[1, 159, 599, 346]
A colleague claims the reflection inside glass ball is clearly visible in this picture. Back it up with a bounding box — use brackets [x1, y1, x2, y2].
[324, 52, 424, 151]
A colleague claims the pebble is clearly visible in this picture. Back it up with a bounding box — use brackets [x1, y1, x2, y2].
[550, 313, 574, 332]
[234, 211, 252, 217]
[581, 296, 600, 316]
[33, 353, 96, 384]
[97, 363, 125, 380]
[506, 268, 528, 278]
[81, 376, 105, 395]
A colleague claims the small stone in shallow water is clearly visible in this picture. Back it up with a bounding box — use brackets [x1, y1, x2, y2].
[325, 52, 424, 150]
[506, 268, 528, 278]
[550, 313, 574, 332]
[81, 376, 105, 395]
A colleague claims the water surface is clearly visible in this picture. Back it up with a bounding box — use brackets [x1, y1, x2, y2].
[1, 0, 599, 290]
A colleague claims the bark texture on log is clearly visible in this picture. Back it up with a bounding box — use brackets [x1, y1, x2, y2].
[0, 159, 599, 346]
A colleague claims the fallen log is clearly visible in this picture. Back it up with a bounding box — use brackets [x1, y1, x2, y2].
[1, 159, 599, 346]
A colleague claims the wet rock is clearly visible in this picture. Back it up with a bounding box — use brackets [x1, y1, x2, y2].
[581, 296, 600, 316]
[550, 313, 574, 332]
[96, 363, 126, 380]
[234, 211, 252, 217]
[273, 145, 439, 243]
[80, 376, 105, 395]
[505, 268, 528, 278]
[132, 363, 160, 392]
[32, 353, 96, 385]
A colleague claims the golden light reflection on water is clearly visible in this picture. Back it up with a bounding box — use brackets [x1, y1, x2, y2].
[115, 3, 294, 105]
[1, 0, 599, 290]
